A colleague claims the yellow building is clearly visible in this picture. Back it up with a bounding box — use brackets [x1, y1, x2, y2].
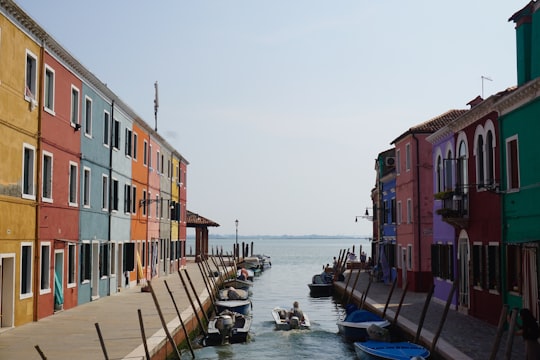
[0, 8, 42, 327]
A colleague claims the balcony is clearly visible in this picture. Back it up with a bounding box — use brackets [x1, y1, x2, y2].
[434, 192, 469, 229]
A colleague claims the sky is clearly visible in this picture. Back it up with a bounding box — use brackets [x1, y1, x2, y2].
[15, 1, 521, 237]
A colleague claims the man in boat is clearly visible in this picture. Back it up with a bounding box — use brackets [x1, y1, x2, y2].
[288, 301, 304, 322]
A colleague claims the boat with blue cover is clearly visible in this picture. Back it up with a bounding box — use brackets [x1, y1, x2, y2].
[353, 340, 430, 360]
[337, 307, 390, 342]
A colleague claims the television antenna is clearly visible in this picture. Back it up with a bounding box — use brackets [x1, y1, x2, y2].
[481, 75, 492, 98]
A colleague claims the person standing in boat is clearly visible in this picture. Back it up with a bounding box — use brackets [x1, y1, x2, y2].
[289, 301, 304, 322]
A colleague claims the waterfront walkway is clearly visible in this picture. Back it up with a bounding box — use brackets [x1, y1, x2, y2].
[337, 269, 526, 360]
[0, 260, 220, 360]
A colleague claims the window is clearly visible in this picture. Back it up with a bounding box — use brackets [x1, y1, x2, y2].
[406, 198, 412, 224]
[25, 50, 37, 102]
[69, 162, 78, 206]
[506, 136, 520, 191]
[444, 150, 453, 191]
[167, 159, 171, 178]
[125, 128, 132, 157]
[99, 243, 109, 278]
[113, 119, 120, 150]
[110, 243, 116, 276]
[143, 140, 148, 166]
[85, 97, 92, 136]
[155, 195, 160, 218]
[111, 179, 119, 211]
[431, 243, 454, 281]
[161, 154, 165, 174]
[405, 143, 411, 171]
[391, 198, 396, 224]
[112, 179, 119, 211]
[102, 175, 109, 210]
[23, 144, 36, 199]
[486, 130, 495, 186]
[487, 243, 500, 292]
[103, 111, 110, 147]
[142, 189, 147, 216]
[396, 149, 401, 175]
[21, 243, 33, 298]
[40, 242, 51, 293]
[42, 152, 53, 201]
[124, 184, 131, 214]
[133, 133, 138, 160]
[68, 244, 76, 286]
[383, 200, 389, 224]
[70, 86, 80, 127]
[476, 134, 485, 188]
[132, 186, 137, 214]
[83, 167, 91, 207]
[457, 140, 468, 194]
[44, 65, 55, 112]
[156, 151, 160, 173]
[407, 245, 413, 270]
[80, 243, 91, 283]
[149, 144, 153, 169]
[148, 192, 152, 218]
[472, 243, 483, 288]
[142, 241, 146, 267]
[397, 201, 402, 225]
[436, 155, 443, 193]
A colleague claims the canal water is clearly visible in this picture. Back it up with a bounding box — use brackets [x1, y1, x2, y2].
[185, 237, 371, 360]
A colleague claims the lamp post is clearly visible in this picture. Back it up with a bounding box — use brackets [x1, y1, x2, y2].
[235, 219, 239, 260]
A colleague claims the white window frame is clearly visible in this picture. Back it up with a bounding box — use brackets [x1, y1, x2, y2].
[25, 49, 38, 104]
[22, 143, 36, 200]
[111, 178, 119, 212]
[396, 149, 401, 175]
[406, 198, 412, 224]
[83, 167, 91, 208]
[143, 140, 148, 166]
[67, 243, 76, 288]
[70, 85, 80, 128]
[42, 151, 53, 203]
[103, 110, 110, 147]
[40, 242, 51, 295]
[102, 174, 109, 211]
[405, 143, 411, 172]
[506, 135, 520, 192]
[20, 242, 33, 299]
[43, 64, 55, 114]
[133, 132, 138, 161]
[68, 161, 78, 207]
[84, 96, 93, 137]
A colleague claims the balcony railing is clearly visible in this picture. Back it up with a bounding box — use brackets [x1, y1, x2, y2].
[434, 190, 469, 228]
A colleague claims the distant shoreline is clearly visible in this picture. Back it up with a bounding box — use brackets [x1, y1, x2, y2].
[187, 234, 371, 240]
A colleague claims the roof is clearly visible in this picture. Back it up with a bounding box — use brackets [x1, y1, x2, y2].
[391, 109, 468, 144]
[186, 210, 220, 227]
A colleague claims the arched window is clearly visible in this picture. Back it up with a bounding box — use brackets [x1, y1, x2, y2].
[457, 140, 468, 194]
[436, 155, 443, 192]
[486, 130, 495, 185]
[477, 134, 485, 188]
[444, 149, 453, 191]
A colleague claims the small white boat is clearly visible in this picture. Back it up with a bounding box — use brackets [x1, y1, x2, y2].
[271, 306, 310, 331]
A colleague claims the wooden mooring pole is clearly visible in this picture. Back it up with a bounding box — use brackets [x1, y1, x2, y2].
[34, 345, 47, 360]
[178, 270, 206, 336]
[430, 281, 455, 353]
[415, 284, 435, 344]
[489, 304, 509, 360]
[382, 277, 397, 318]
[94, 322, 109, 360]
[164, 280, 196, 358]
[137, 309, 151, 360]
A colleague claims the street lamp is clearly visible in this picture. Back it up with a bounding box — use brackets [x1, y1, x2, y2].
[235, 219, 239, 260]
[355, 207, 373, 222]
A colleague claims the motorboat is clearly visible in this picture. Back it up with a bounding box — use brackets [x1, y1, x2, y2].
[353, 340, 430, 360]
[308, 272, 334, 297]
[204, 310, 252, 346]
[222, 277, 253, 290]
[215, 298, 252, 315]
[236, 268, 254, 281]
[337, 308, 390, 342]
[271, 306, 310, 331]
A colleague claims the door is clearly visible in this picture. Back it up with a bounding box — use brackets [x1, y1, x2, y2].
[458, 236, 470, 312]
[0, 255, 15, 328]
[91, 242, 99, 300]
[54, 251, 64, 311]
[522, 246, 539, 319]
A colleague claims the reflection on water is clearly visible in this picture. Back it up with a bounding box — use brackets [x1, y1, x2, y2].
[186, 237, 366, 360]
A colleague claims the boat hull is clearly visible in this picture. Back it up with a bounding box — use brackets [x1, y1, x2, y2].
[308, 283, 333, 297]
[353, 340, 430, 360]
[215, 299, 251, 315]
[337, 310, 390, 342]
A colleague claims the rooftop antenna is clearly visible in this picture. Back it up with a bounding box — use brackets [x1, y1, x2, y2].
[154, 81, 159, 131]
[481, 75, 492, 98]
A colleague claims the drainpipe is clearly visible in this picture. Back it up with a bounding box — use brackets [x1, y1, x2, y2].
[413, 133, 422, 291]
[33, 39, 46, 321]
[107, 100, 115, 296]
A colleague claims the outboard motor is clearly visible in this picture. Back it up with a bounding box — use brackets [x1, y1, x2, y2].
[289, 316, 300, 329]
[215, 314, 234, 344]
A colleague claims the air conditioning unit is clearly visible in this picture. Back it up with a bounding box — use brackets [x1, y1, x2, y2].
[385, 157, 396, 167]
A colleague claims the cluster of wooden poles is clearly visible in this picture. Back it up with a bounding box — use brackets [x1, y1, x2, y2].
[336, 246, 521, 360]
[34, 253, 238, 360]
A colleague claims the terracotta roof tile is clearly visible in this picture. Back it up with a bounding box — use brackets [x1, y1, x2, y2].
[186, 210, 220, 227]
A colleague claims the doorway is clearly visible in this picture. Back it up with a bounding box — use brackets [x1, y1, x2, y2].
[458, 233, 470, 313]
[0, 255, 15, 329]
[54, 251, 64, 311]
